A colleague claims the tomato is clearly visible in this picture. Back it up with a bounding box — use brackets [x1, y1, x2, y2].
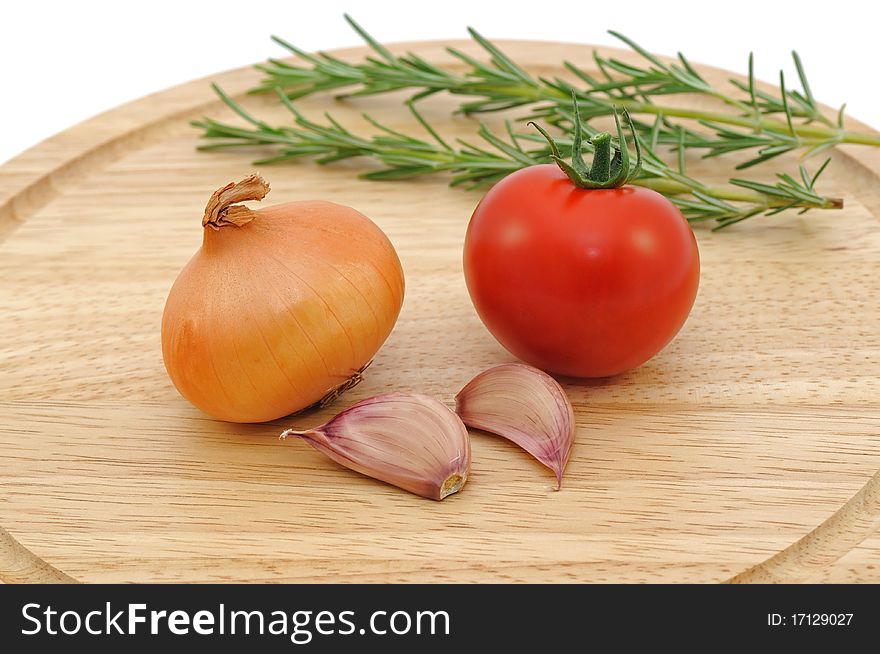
[463, 163, 700, 378]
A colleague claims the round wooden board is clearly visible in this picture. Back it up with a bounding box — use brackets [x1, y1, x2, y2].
[2, 39, 880, 584]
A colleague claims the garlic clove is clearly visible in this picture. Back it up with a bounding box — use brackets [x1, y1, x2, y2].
[281, 392, 470, 500]
[455, 363, 575, 489]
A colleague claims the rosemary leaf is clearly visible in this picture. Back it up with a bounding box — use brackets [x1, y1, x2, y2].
[252, 18, 880, 162]
[192, 88, 842, 229]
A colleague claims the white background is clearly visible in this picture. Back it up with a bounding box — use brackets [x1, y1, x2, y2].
[1, 0, 878, 164]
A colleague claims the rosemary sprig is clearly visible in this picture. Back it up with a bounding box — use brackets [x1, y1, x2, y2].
[193, 86, 840, 230]
[254, 15, 880, 167]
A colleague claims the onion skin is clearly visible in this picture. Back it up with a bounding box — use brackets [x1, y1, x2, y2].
[162, 177, 405, 423]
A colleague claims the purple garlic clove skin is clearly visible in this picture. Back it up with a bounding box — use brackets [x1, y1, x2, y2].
[455, 363, 575, 489]
[282, 392, 470, 500]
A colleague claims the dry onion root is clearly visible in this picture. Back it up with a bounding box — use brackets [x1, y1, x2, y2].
[161, 175, 405, 423]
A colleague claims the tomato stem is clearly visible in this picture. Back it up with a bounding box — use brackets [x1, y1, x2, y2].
[530, 93, 643, 189]
[589, 133, 613, 181]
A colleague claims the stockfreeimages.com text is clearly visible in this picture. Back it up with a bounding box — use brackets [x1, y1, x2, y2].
[21, 602, 450, 644]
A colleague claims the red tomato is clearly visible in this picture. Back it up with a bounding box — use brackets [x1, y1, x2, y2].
[463, 164, 700, 378]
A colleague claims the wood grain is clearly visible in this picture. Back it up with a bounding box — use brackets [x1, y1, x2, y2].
[1, 40, 879, 583]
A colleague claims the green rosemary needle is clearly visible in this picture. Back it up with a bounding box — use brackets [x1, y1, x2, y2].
[193, 86, 841, 230]
[253, 15, 880, 168]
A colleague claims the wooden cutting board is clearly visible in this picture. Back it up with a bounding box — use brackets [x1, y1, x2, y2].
[2, 39, 880, 584]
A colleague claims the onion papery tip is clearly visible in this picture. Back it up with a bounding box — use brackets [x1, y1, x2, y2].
[202, 173, 270, 229]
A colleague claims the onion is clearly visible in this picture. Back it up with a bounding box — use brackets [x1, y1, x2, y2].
[161, 175, 405, 423]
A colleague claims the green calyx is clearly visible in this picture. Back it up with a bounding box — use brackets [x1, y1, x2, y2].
[529, 92, 642, 189]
